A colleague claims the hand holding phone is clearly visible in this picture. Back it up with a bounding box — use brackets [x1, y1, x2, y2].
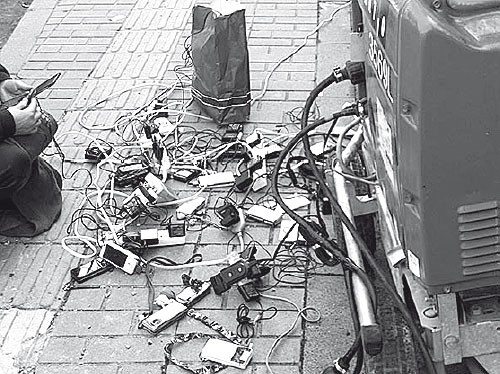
[26, 73, 61, 105]
[0, 73, 61, 109]
[8, 98, 41, 136]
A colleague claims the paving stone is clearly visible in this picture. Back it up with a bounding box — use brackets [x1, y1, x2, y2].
[255, 365, 300, 374]
[103, 286, 149, 311]
[82, 335, 170, 363]
[119, 363, 161, 374]
[252, 337, 301, 364]
[303, 274, 356, 374]
[51, 310, 135, 336]
[63, 287, 107, 310]
[38, 336, 87, 363]
[36, 363, 119, 374]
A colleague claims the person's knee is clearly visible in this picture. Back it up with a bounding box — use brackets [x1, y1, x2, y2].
[0, 146, 32, 192]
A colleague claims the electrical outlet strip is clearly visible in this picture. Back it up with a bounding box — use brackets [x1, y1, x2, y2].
[140, 228, 185, 247]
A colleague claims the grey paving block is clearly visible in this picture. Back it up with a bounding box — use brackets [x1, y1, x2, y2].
[36, 363, 119, 374]
[63, 287, 107, 310]
[82, 335, 170, 363]
[303, 274, 357, 374]
[51, 310, 135, 336]
[38, 336, 87, 363]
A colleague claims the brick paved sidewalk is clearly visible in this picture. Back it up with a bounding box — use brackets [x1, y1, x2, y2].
[0, 1, 354, 374]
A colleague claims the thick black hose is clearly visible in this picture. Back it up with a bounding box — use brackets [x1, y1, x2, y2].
[270, 110, 378, 304]
[298, 74, 438, 374]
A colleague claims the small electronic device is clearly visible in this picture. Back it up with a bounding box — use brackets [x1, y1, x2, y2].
[27, 73, 61, 103]
[171, 169, 201, 183]
[234, 170, 253, 192]
[198, 172, 235, 188]
[0, 73, 61, 109]
[139, 276, 210, 334]
[200, 339, 253, 369]
[70, 258, 113, 283]
[140, 299, 187, 334]
[99, 241, 140, 275]
[237, 279, 260, 302]
[282, 194, 311, 211]
[121, 190, 149, 218]
[115, 162, 149, 187]
[278, 220, 306, 244]
[246, 205, 283, 225]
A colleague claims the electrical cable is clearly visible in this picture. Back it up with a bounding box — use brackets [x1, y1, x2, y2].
[270, 108, 378, 303]
[259, 293, 320, 374]
[144, 254, 202, 314]
[251, 1, 351, 104]
[298, 72, 438, 374]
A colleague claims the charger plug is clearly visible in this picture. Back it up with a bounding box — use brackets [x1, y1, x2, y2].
[85, 145, 111, 161]
[237, 280, 260, 302]
[216, 203, 240, 227]
[235, 170, 253, 192]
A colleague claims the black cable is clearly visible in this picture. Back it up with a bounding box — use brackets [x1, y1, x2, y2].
[144, 254, 202, 314]
[298, 73, 438, 374]
[270, 109, 377, 301]
[236, 304, 255, 338]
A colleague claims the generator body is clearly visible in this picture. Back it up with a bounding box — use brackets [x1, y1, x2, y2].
[358, 0, 500, 294]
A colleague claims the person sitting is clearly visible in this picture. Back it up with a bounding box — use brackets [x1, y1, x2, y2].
[0, 64, 62, 237]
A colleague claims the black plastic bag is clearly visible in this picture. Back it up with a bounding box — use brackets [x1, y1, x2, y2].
[191, 5, 251, 124]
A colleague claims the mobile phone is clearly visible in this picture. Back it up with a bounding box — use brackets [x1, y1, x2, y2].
[26, 73, 61, 104]
[70, 257, 113, 283]
[99, 241, 140, 275]
[0, 73, 61, 109]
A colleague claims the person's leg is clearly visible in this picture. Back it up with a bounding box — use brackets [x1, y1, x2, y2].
[0, 111, 57, 199]
[0, 112, 61, 236]
[0, 140, 32, 200]
[9, 110, 58, 162]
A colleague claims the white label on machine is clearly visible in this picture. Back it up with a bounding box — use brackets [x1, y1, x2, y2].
[376, 98, 396, 188]
[407, 249, 421, 278]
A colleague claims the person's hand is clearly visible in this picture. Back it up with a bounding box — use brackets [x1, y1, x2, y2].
[7, 98, 41, 136]
[0, 79, 32, 102]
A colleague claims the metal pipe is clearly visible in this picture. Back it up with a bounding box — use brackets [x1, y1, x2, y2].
[333, 126, 382, 354]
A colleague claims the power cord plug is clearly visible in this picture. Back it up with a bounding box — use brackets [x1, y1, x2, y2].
[322, 357, 350, 374]
[332, 61, 365, 85]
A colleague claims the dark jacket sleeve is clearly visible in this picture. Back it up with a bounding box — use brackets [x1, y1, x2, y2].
[0, 64, 10, 82]
[0, 64, 15, 141]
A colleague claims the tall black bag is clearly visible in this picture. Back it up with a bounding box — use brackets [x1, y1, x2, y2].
[191, 5, 251, 124]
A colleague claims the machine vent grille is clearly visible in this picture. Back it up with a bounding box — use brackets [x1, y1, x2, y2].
[458, 201, 500, 276]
